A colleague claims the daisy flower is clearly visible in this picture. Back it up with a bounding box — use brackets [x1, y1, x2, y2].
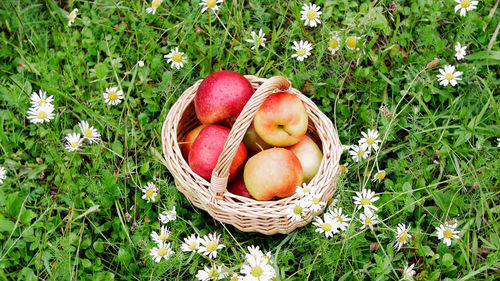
[103, 87, 124, 105]
[339, 163, 348, 174]
[345, 36, 360, 50]
[353, 188, 380, 212]
[307, 192, 326, 213]
[296, 183, 314, 196]
[393, 223, 412, 251]
[138, 60, 145, 67]
[300, 3, 322, 28]
[312, 215, 338, 238]
[146, 0, 163, 14]
[164, 47, 187, 70]
[349, 144, 369, 162]
[359, 129, 382, 152]
[181, 233, 201, 253]
[285, 200, 310, 222]
[196, 264, 227, 281]
[437, 65, 462, 87]
[198, 232, 225, 259]
[372, 170, 386, 182]
[454, 0, 478, 17]
[149, 241, 174, 262]
[141, 182, 158, 203]
[64, 132, 82, 152]
[159, 206, 177, 223]
[328, 35, 341, 55]
[30, 90, 54, 108]
[328, 208, 351, 231]
[78, 121, 100, 144]
[454, 42, 467, 60]
[245, 245, 269, 261]
[436, 221, 460, 246]
[497, 137, 500, 147]
[229, 273, 242, 281]
[151, 226, 170, 245]
[0, 166, 7, 184]
[240, 255, 276, 281]
[67, 8, 78, 26]
[291, 40, 313, 62]
[360, 211, 379, 231]
[200, 0, 223, 14]
[245, 29, 266, 50]
[27, 103, 55, 124]
[402, 263, 416, 280]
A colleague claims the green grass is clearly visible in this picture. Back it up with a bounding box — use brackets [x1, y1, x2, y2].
[0, 0, 499, 280]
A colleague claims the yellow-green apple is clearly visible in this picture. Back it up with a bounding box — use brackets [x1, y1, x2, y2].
[253, 92, 308, 146]
[181, 124, 206, 159]
[243, 148, 303, 201]
[188, 125, 247, 182]
[287, 135, 323, 183]
[227, 174, 254, 199]
[195, 70, 254, 125]
[243, 123, 272, 155]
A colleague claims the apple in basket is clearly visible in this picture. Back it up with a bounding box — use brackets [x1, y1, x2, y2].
[195, 70, 254, 125]
[243, 148, 303, 201]
[253, 92, 308, 147]
[287, 135, 323, 183]
[188, 124, 247, 182]
[242, 123, 272, 155]
[227, 174, 254, 199]
[181, 124, 206, 159]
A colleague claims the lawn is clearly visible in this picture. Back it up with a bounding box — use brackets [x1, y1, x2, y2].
[0, 0, 499, 280]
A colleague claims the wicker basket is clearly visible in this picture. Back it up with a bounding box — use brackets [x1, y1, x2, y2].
[161, 75, 342, 235]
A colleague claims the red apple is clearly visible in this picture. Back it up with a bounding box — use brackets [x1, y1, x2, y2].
[227, 174, 254, 199]
[188, 125, 247, 182]
[195, 70, 254, 125]
[243, 123, 273, 155]
[253, 92, 308, 147]
[243, 148, 303, 201]
[287, 135, 323, 183]
[181, 125, 206, 159]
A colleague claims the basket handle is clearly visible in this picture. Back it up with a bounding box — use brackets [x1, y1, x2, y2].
[209, 76, 291, 196]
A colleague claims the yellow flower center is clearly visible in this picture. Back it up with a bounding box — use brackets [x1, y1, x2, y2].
[37, 111, 47, 119]
[297, 49, 306, 57]
[146, 188, 154, 198]
[357, 150, 365, 157]
[335, 216, 342, 223]
[312, 198, 320, 205]
[445, 73, 454, 81]
[230, 277, 238, 281]
[366, 137, 375, 145]
[108, 91, 118, 101]
[70, 142, 79, 148]
[340, 165, 346, 174]
[293, 206, 303, 215]
[361, 198, 370, 206]
[256, 37, 262, 46]
[329, 38, 339, 49]
[346, 37, 358, 49]
[443, 229, 453, 239]
[68, 11, 76, 21]
[206, 0, 217, 9]
[152, 0, 161, 8]
[376, 171, 386, 180]
[172, 53, 183, 63]
[306, 9, 317, 20]
[304, 187, 311, 193]
[365, 218, 371, 225]
[83, 128, 93, 138]
[461, 0, 470, 8]
[251, 266, 263, 277]
[38, 99, 46, 106]
[159, 234, 167, 241]
[189, 242, 197, 251]
[321, 223, 332, 232]
[206, 241, 218, 252]
[157, 247, 167, 257]
[398, 232, 408, 242]
[208, 269, 219, 278]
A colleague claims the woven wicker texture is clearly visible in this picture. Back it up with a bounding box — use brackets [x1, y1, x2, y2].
[162, 75, 342, 235]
